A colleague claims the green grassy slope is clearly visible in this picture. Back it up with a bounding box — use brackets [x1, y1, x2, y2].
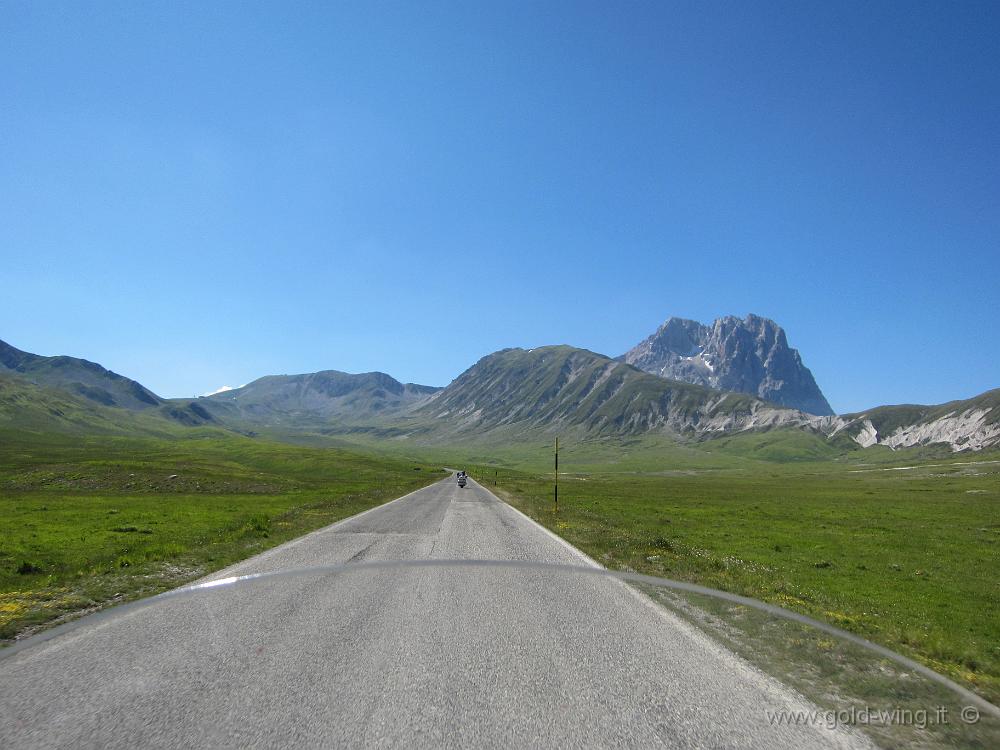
[0, 338, 163, 410]
[0, 372, 219, 437]
[412, 345, 783, 437]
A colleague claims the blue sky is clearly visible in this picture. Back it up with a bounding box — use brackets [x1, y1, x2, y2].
[2, 1, 998, 413]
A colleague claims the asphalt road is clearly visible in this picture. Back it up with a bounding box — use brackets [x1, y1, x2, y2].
[0, 476, 871, 749]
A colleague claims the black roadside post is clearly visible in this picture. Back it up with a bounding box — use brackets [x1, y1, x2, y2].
[554, 436, 559, 511]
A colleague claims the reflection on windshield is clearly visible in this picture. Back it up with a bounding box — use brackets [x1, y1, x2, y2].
[1, 561, 996, 750]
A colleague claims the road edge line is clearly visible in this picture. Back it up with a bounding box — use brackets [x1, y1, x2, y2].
[476, 480, 603, 570]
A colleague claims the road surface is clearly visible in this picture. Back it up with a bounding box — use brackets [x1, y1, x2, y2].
[0, 476, 870, 749]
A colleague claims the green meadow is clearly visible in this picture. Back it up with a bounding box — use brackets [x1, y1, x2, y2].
[0, 431, 440, 641]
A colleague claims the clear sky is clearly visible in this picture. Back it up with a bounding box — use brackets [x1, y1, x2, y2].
[2, 1, 998, 413]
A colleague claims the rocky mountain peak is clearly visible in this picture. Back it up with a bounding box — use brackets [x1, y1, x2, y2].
[649, 318, 703, 356]
[620, 314, 834, 416]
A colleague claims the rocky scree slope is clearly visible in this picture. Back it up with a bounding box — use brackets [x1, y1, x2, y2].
[831, 389, 1000, 451]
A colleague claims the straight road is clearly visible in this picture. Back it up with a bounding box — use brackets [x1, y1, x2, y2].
[0, 476, 870, 749]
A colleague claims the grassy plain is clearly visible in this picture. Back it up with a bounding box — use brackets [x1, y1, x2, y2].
[0, 430, 441, 641]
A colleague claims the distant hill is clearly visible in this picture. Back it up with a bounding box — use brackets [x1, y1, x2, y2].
[621, 315, 834, 416]
[832, 389, 1000, 451]
[0, 371, 137, 435]
[0, 371, 213, 436]
[414, 345, 813, 439]
[0, 339, 218, 431]
[199, 370, 440, 427]
[0, 339, 163, 411]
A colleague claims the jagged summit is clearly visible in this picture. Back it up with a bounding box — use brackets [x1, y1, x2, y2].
[621, 314, 834, 416]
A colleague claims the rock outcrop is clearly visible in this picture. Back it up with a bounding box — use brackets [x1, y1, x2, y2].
[621, 315, 834, 416]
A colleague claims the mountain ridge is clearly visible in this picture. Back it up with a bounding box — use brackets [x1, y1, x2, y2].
[0, 338, 163, 411]
[2, 336, 997, 453]
[414, 345, 814, 439]
[199, 369, 440, 426]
